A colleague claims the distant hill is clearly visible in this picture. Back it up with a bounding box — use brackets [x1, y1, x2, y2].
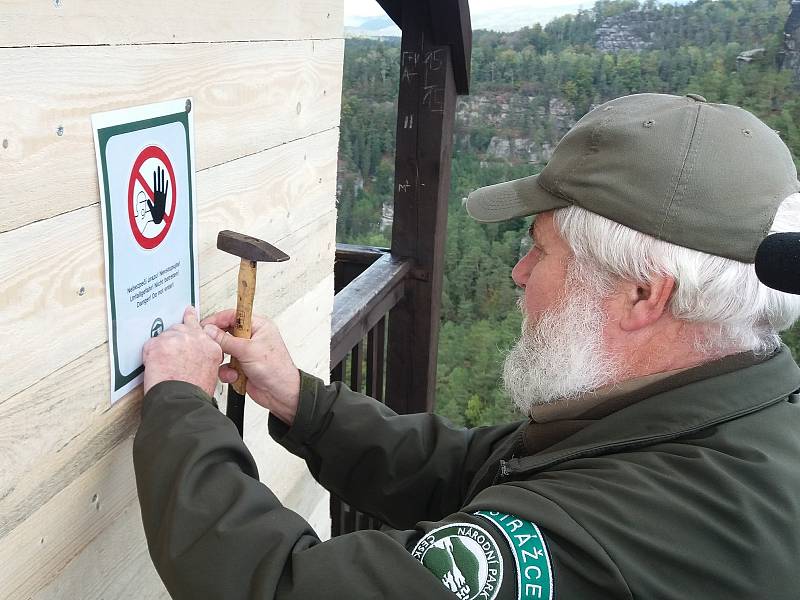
[344, 16, 400, 38]
[345, 0, 695, 37]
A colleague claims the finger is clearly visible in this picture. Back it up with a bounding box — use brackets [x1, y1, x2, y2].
[151, 328, 178, 342]
[248, 313, 268, 333]
[218, 363, 239, 384]
[183, 305, 199, 328]
[200, 309, 238, 330]
[165, 179, 169, 199]
[200, 310, 267, 333]
[203, 323, 251, 357]
[153, 169, 157, 194]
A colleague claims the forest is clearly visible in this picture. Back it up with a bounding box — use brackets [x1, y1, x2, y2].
[336, 0, 800, 426]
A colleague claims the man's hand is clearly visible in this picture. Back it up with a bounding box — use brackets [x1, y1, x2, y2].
[142, 306, 223, 396]
[201, 310, 301, 426]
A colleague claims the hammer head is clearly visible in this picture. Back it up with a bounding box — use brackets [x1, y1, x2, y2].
[217, 230, 290, 263]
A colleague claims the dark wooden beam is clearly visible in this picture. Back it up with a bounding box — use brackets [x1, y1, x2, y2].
[385, 2, 458, 414]
[430, 0, 472, 95]
[375, 0, 471, 94]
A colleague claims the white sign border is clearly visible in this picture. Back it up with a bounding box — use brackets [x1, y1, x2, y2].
[91, 98, 200, 405]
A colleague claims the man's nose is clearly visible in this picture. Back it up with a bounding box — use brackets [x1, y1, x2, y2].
[511, 254, 530, 288]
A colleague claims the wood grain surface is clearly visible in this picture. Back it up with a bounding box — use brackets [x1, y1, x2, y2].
[0, 0, 342, 47]
[0, 39, 344, 232]
[0, 4, 342, 596]
[0, 213, 336, 534]
[0, 128, 338, 406]
[0, 276, 334, 600]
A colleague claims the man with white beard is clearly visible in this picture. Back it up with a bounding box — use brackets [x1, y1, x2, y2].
[502, 232, 619, 411]
[134, 94, 800, 599]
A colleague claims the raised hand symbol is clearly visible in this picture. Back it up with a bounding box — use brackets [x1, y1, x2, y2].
[148, 165, 169, 225]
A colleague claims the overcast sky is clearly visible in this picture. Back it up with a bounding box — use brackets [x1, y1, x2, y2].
[344, 0, 587, 19]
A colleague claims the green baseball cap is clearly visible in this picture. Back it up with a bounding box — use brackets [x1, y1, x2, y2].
[466, 93, 800, 263]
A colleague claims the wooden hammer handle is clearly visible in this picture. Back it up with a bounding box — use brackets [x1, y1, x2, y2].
[230, 258, 257, 395]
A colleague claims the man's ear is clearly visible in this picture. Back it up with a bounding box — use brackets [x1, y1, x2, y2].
[618, 275, 675, 332]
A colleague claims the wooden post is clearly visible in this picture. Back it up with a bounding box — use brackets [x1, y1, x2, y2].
[385, 2, 458, 414]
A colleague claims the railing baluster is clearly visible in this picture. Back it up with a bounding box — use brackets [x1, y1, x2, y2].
[367, 316, 386, 404]
[366, 327, 378, 399]
[330, 495, 342, 537]
[331, 358, 344, 384]
[343, 502, 356, 534]
[350, 341, 363, 392]
[354, 512, 367, 532]
[329, 248, 410, 537]
[376, 317, 386, 404]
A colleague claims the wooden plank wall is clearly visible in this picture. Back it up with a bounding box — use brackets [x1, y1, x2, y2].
[0, 1, 344, 597]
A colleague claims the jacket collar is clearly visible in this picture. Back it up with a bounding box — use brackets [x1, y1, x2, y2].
[498, 346, 800, 480]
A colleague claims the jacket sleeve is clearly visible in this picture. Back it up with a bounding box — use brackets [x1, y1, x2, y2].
[268, 372, 523, 528]
[133, 380, 516, 600]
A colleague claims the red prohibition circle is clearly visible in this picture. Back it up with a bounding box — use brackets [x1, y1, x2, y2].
[127, 145, 177, 250]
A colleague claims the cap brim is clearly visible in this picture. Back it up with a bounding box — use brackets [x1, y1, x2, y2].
[465, 173, 571, 223]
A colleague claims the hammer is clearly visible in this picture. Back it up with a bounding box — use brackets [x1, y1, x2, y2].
[216, 230, 289, 437]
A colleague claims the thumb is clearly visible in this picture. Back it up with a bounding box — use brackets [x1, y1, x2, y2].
[218, 363, 239, 384]
[203, 324, 250, 358]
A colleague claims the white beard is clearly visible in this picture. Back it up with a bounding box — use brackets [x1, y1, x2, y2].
[502, 266, 623, 414]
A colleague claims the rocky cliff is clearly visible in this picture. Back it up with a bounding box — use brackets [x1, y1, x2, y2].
[595, 10, 660, 53]
[782, 0, 800, 83]
[456, 96, 577, 164]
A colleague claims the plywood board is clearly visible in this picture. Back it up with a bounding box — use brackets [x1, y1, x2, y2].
[30, 482, 330, 600]
[0, 215, 336, 536]
[0, 127, 339, 407]
[31, 501, 170, 600]
[0, 0, 343, 47]
[0, 276, 333, 600]
[0, 38, 344, 232]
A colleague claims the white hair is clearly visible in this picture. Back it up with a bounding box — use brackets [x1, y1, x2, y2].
[552, 193, 800, 357]
[502, 258, 624, 410]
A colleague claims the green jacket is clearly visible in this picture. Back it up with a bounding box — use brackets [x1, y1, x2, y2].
[134, 347, 800, 599]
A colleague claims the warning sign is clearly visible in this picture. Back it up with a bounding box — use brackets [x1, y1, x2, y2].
[128, 145, 176, 249]
[92, 99, 199, 404]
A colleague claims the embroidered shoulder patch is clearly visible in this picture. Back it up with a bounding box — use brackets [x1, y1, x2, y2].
[475, 511, 554, 600]
[412, 522, 503, 600]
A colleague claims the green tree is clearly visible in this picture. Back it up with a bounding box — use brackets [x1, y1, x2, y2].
[336, 0, 800, 427]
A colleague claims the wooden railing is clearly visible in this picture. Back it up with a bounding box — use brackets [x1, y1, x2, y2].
[328, 0, 470, 537]
[329, 244, 411, 536]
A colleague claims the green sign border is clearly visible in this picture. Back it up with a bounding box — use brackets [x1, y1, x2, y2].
[97, 111, 196, 392]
